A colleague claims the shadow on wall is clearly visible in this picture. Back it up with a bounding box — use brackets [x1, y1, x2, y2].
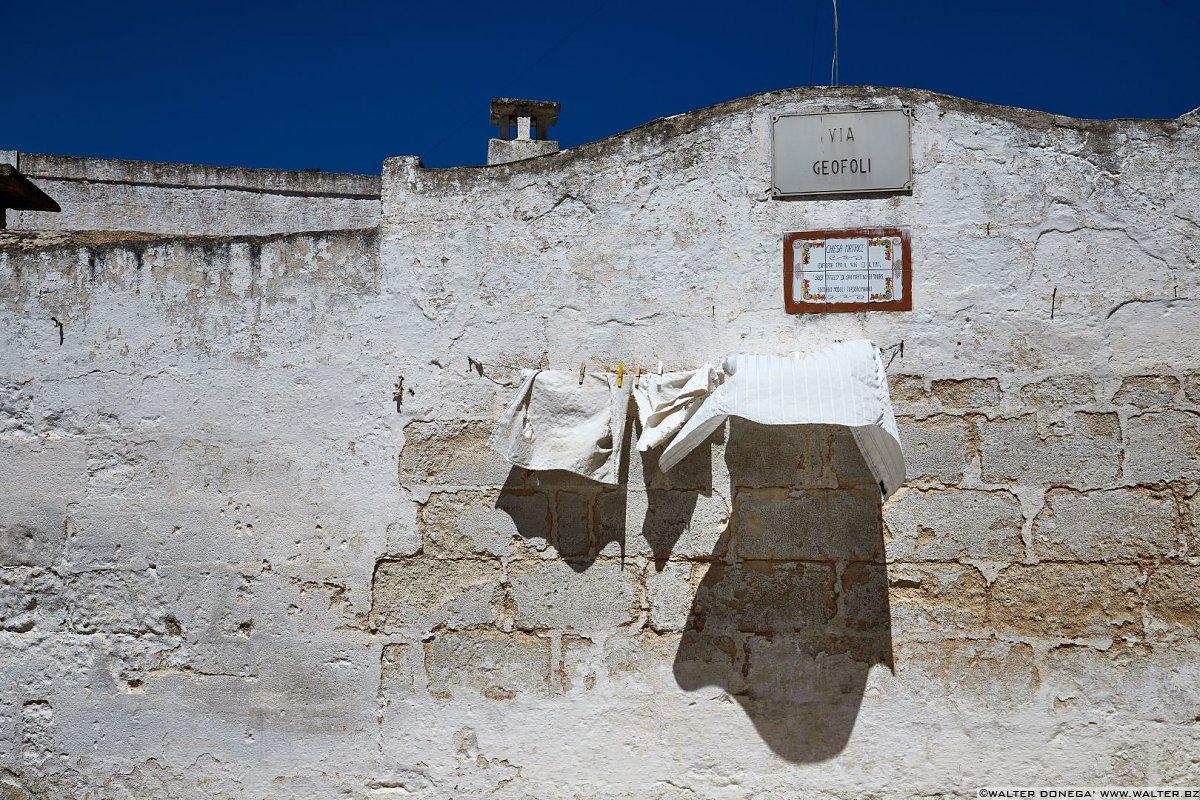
[497, 420, 892, 764]
[675, 420, 893, 763]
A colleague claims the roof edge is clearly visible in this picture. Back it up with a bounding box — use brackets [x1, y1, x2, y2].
[402, 85, 1191, 178]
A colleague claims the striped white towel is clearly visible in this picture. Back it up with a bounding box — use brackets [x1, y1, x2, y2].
[658, 341, 906, 497]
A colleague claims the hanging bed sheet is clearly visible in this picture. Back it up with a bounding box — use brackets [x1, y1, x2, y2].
[658, 340, 905, 497]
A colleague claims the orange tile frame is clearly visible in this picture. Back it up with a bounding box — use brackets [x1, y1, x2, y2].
[783, 227, 913, 314]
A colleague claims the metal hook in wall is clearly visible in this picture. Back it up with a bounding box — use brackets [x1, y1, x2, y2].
[883, 340, 905, 370]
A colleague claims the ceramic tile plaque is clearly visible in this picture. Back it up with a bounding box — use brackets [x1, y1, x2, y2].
[783, 228, 912, 314]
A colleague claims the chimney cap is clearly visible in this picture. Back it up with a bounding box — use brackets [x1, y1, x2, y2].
[489, 98, 560, 126]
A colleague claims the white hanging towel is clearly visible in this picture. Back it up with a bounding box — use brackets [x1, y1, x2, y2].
[490, 370, 631, 485]
[658, 341, 906, 498]
[633, 364, 719, 452]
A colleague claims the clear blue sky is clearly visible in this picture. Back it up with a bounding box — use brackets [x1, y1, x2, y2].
[7, 0, 1198, 174]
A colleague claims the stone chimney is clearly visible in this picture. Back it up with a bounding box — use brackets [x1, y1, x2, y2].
[487, 98, 560, 165]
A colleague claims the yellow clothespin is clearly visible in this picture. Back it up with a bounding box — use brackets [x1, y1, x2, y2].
[617, 361, 624, 388]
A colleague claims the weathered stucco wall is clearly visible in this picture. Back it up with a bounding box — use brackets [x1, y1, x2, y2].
[1, 87, 1198, 798]
[3, 152, 381, 235]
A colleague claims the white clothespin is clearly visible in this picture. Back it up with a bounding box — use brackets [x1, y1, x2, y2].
[656, 360, 663, 387]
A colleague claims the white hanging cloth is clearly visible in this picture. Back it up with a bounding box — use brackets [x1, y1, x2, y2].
[658, 341, 906, 498]
[489, 369, 631, 485]
[632, 364, 718, 453]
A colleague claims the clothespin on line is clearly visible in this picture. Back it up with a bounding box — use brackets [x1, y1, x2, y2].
[617, 362, 624, 388]
[579, 361, 586, 386]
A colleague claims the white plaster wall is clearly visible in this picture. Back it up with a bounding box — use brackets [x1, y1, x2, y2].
[6, 153, 381, 235]
[1, 87, 1198, 798]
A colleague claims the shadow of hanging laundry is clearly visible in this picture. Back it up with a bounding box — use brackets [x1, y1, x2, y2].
[495, 466, 623, 573]
[673, 420, 893, 764]
[636, 428, 717, 571]
[494, 398, 636, 572]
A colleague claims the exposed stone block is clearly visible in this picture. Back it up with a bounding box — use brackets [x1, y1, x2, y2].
[673, 628, 747, 696]
[733, 629, 888, 761]
[734, 488, 882, 562]
[371, 557, 501, 631]
[647, 562, 694, 632]
[686, 560, 836, 635]
[498, 489, 552, 548]
[420, 490, 548, 558]
[989, 564, 1141, 639]
[553, 491, 593, 562]
[595, 629, 681, 688]
[888, 374, 927, 406]
[894, 415, 970, 485]
[887, 563, 988, 638]
[884, 488, 1024, 561]
[640, 438, 714, 492]
[1145, 565, 1200, 638]
[839, 562, 890, 636]
[559, 632, 596, 692]
[380, 642, 415, 694]
[507, 560, 639, 632]
[423, 629, 551, 700]
[891, 639, 1038, 706]
[0, 568, 37, 632]
[1, 778, 32, 800]
[1019, 374, 1097, 408]
[58, 493, 161, 571]
[1113, 375, 1181, 408]
[1033, 488, 1180, 561]
[1183, 370, 1200, 404]
[0, 523, 65, 571]
[744, 632, 877, 704]
[1123, 410, 1200, 483]
[597, 489, 629, 553]
[398, 421, 512, 487]
[1185, 490, 1200, 556]
[724, 421, 834, 488]
[979, 412, 1122, 488]
[930, 377, 1001, 410]
[0, 438, 86, 567]
[65, 570, 162, 635]
[622, 489, 729, 563]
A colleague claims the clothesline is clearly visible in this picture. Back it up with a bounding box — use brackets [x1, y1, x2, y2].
[466, 339, 906, 386]
[488, 339, 907, 498]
